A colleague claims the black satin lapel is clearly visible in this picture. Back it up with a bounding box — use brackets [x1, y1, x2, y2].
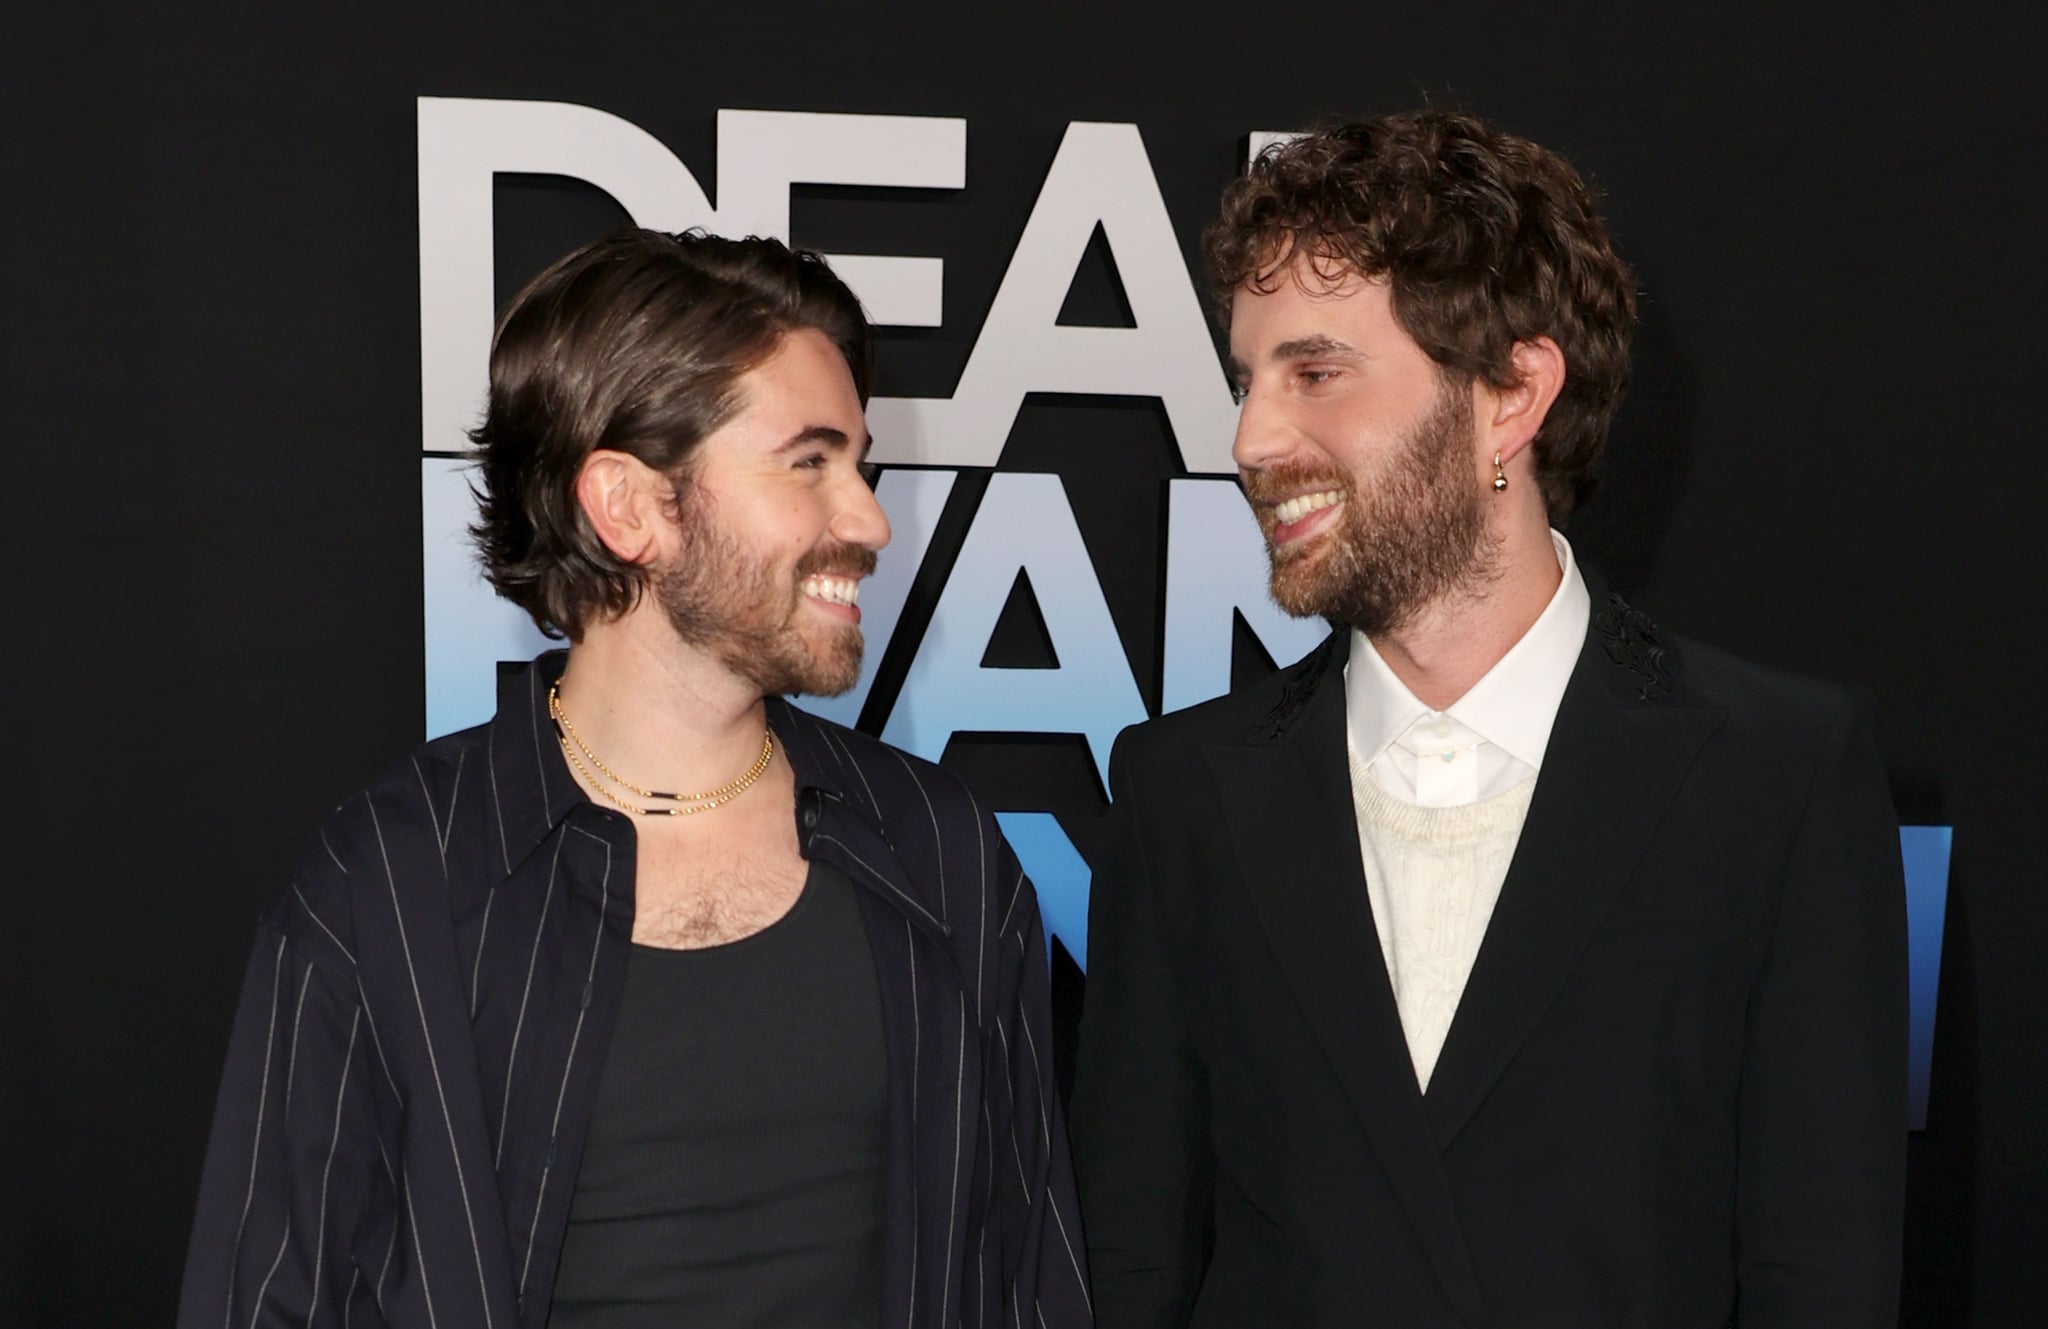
[1421, 646, 1724, 1150]
[1207, 677, 1488, 1327]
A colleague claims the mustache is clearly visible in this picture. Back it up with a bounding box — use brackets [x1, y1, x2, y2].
[1241, 461, 1351, 508]
[794, 541, 879, 580]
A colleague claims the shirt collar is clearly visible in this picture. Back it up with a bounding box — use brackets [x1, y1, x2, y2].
[485, 650, 589, 866]
[1345, 530, 1591, 770]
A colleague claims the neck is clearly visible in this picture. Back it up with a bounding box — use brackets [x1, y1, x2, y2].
[1369, 519, 1562, 712]
[554, 612, 772, 794]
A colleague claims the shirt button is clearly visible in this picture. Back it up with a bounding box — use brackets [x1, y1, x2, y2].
[801, 806, 819, 830]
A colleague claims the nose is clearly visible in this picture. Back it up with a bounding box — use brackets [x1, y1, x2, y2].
[1230, 383, 1293, 475]
[832, 469, 892, 553]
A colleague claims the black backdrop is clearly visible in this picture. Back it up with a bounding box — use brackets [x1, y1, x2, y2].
[6, 3, 2045, 1324]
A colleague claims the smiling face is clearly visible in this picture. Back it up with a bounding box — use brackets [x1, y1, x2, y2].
[1227, 259, 1496, 635]
[654, 327, 890, 697]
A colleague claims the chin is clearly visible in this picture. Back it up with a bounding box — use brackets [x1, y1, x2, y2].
[1268, 561, 1342, 621]
[1271, 588, 1343, 622]
[775, 631, 865, 699]
[799, 662, 862, 698]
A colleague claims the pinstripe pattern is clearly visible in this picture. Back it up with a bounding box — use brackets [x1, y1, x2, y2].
[179, 651, 1092, 1329]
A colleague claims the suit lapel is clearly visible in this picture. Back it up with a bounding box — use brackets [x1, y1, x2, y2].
[1208, 637, 1488, 1328]
[1421, 594, 1725, 1149]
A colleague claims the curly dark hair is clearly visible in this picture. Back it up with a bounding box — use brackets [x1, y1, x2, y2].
[468, 228, 871, 640]
[1205, 112, 1637, 516]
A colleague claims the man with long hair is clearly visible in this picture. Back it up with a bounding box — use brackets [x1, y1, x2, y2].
[181, 229, 1091, 1329]
[1072, 114, 1906, 1327]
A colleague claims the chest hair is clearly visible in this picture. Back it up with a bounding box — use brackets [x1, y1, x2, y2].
[628, 803, 809, 949]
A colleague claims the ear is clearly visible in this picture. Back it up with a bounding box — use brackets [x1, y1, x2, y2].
[1484, 336, 1567, 467]
[573, 450, 669, 567]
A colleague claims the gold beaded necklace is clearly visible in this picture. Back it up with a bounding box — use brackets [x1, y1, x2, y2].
[548, 682, 776, 817]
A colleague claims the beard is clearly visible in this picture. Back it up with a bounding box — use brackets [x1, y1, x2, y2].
[652, 486, 878, 698]
[1244, 377, 1499, 637]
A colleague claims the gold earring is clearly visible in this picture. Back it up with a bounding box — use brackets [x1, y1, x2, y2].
[1492, 452, 1508, 493]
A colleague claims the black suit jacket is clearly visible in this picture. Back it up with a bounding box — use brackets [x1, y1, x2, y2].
[1071, 589, 1907, 1328]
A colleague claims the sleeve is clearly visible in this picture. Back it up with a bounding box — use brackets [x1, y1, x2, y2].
[178, 918, 383, 1328]
[1069, 733, 1214, 1329]
[986, 826, 1095, 1328]
[1736, 689, 1909, 1326]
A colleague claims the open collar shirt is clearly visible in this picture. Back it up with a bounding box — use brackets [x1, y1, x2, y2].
[179, 651, 1092, 1329]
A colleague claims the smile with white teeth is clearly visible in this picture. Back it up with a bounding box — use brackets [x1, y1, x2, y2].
[1272, 490, 1345, 526]
[800, 575, 862, 607]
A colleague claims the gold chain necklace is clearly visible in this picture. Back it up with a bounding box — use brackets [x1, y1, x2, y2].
[548, 682, 775, 817]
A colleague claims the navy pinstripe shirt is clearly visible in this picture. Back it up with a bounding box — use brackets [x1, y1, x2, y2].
[178, 652, 1093, 1329]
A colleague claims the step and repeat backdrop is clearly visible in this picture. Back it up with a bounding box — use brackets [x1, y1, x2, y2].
[6, 3, 2041, 1324]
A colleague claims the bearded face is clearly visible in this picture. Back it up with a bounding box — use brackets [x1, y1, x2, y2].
[1243, 373, 1497, 636]
[653, 480, 877, 699]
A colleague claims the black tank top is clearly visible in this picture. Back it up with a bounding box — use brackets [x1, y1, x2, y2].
[548, 858, 887, 1328]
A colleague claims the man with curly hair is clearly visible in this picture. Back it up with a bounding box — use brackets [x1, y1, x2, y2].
[181, 229, 1092, 1329]
[1072, 113, 1906, 1327]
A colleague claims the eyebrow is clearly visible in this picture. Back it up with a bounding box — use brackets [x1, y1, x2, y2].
[775, 425, 870, 455]
[1226, 334, 1364, 384]
[1271, 334, 1362, 361]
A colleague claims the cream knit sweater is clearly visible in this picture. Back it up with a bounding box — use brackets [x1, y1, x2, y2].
[1347, 740, 1538, 1091]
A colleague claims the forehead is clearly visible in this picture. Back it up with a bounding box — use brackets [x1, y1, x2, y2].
[727, 327, 864, 426]
[1227, 262, 1406, 354]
